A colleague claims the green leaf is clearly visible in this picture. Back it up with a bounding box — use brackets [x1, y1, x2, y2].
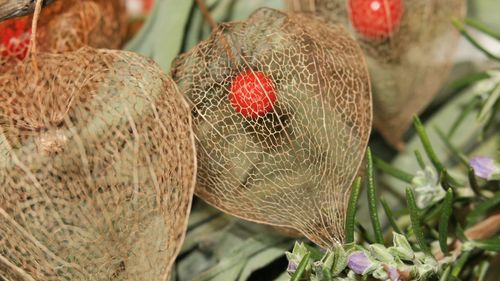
[439, 189, 454, 255]
[366, 148, 384, 244]
[345, 177, 362, 244]
[178, 203, 292, 281]
[451, 251, 471, 278]
[468, 166, 483, 198]
[414, 149, 427, 170]
[237, 247, 286, 281]
[448, 72, 491, 92]
[464, 17, 500, 41]
[435, 126, 469, 166]
[290, 252, 311, 281]
[452, 17, 500, 61]
[439, 265, 451, 281]
[304, 244, 325, 261]
[478, 83, 500, 122]
[466, 192, 500, 227]
[189, 233, 290, 281]
[471, 238, 500, 252]
[322, 267, 333, 281]
[373, 156, 414, 184]
[330, 246, 347, 276]
[125, 0, 195, 72]
[380, 197, 402, 234]
[406, 187, 431, 255]
[414, 116, 445, 173]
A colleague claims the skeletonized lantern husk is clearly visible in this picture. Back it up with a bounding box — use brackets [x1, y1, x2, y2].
[0, 0, 127, 67]
[0, 47, 196, 280]
[172, 8, 372, 248]
[288, 0, 465, 149]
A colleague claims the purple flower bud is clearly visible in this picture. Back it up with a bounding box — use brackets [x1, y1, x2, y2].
[348, 251, 372, 274]
[287, 260, 297, 272]
[470, 156, 496, 180]
[386, 265, 400, 281]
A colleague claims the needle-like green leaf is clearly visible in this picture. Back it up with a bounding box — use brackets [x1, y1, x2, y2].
[414, 116, 444, 172]
[380, 197, 402, 234]
[290, 252, 311, 281]
[345, 177, 362, 244]
[373, 156, 414, 184]
[367, 148, 384, 244]
[439, 189, 454, 255]
[452, 18, 500, 61]
[406, 187, 431, 255]
[464, 17, 500, 41]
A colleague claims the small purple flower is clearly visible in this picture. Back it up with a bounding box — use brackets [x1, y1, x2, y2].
[470, 156, 496, 180]
[348, 251, 372, 274]
[287, 260, 297, 272]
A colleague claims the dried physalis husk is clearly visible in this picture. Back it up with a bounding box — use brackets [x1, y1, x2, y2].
[0, 47, 196, 280]
[172, 8, 371, 248]
[0, 0, 127, 67]
[288, 0, 465, 149]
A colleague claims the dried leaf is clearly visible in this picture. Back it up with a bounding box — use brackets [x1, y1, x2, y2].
[289, 0, 466, 149]
[172, 8, 372, 248]
[0, 47, 196, 280]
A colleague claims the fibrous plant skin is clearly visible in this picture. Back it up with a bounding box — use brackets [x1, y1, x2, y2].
[172, 8, 372, 248]
[0, 0, 127, 67]
[0, 47, 196, 281]
[288, 0, 465, 149]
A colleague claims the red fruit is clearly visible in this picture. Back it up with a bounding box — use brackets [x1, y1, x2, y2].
[143, 0, 154, 12]
[348, 0, 404, 40]
[0, 18, 31, 60]
[228, 71, 277, 118]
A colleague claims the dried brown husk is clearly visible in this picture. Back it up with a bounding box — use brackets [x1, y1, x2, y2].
[288, 0, 465, 149]
[172, 8, 372, 248]
[0, 0, 127, 67]
[0, 47, 196, 280]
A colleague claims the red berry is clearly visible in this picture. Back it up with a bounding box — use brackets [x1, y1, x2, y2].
[143, 0, 154, 12]
[228, 71, 277, 118]
[0, 18, 31, 60]
[348, 0, 404, 40]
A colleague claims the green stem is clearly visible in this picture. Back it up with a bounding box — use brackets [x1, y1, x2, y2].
[414, 150, 426, 170]
[367, 148, 384, 244]
[345, 177, 362, 244]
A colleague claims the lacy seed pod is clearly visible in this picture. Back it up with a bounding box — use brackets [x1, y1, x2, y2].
[0, 47, 196, 280]
[172, 8, 372, 248]
[288, 0, 465, 149]
[0, 0, 127, 66]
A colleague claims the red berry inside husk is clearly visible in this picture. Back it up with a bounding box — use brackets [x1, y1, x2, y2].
[348, 0, 404, 40]
[0, 18, 31, 60]
[228, 71, 277, 118]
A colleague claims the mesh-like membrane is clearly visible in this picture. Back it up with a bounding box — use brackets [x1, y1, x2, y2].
[288, 0, 465, 148]
[0, 0, 127, 68]
[172, 8, 372, 248]
[0, 47, 196, 280]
